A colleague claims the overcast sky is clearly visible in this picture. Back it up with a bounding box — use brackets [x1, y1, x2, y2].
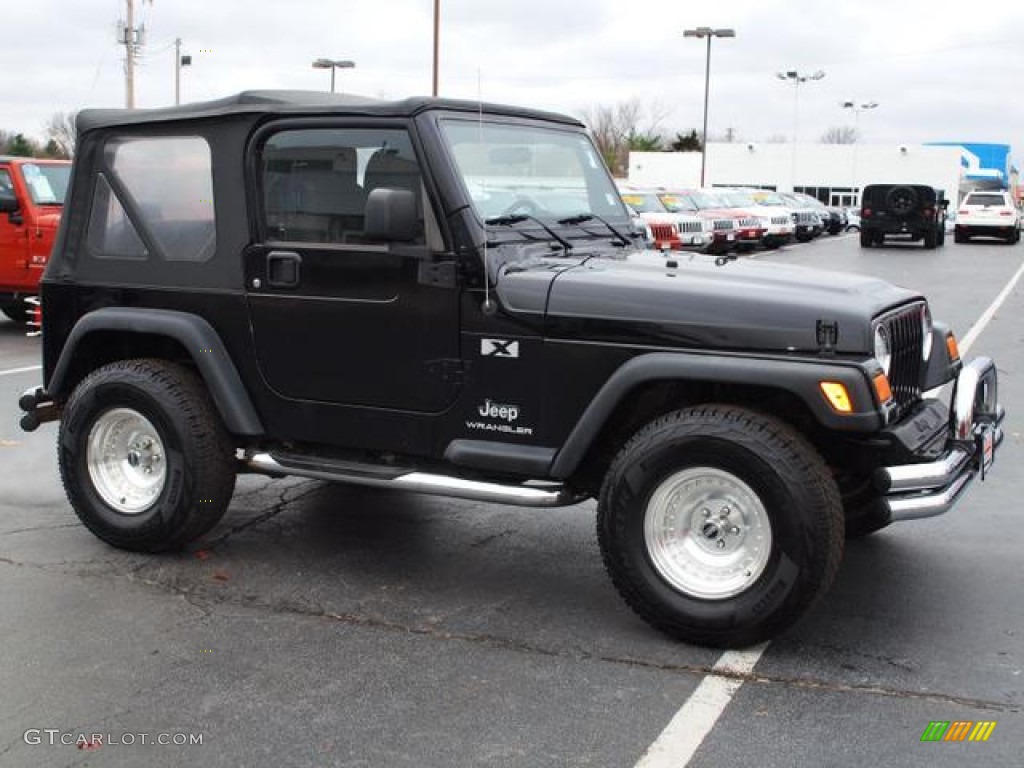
[3, 0, 1022, 151]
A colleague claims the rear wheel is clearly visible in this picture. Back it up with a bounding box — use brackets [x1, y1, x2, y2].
[923, 229, 937, 249]
[859, 231, 872, 248]
[955, 231, 968, 244]
[58, 359, 236, 552]
[597, 405, 844, 648]
[1, 304, 30, 324]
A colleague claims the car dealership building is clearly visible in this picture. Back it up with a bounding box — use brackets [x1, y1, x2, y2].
[628, 142, 1017, 207]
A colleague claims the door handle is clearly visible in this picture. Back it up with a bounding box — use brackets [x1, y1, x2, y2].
[266, 250, 301, 287]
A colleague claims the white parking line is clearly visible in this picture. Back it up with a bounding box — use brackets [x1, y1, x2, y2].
[958, 256, 1024, 355]
[634, 646, 767, 767]
[634, 253, 1023, 767]
[0, 364, 42, 378]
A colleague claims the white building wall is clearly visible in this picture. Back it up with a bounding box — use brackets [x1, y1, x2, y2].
[628, 144, 972, 204]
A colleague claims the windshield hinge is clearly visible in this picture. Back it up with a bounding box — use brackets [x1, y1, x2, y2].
[816, 319, 839, 354]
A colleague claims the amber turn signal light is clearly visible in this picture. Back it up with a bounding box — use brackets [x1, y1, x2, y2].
[819, 381, 853, 413]
[946, 333, 960, 362]
[872, 372, 892, 404]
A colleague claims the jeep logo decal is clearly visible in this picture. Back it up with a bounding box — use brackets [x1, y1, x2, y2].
[477, 400, 519, 422]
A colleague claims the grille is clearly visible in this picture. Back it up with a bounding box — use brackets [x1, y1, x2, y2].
[878, 302, 925, 412]
[771, 216, 790, 225]
[713, 219, 736, 231]
[648, 222, 677, 242]
[677, 220, 703, 234]
[738, 217, 760, 228]
[793, 211, 817, 224]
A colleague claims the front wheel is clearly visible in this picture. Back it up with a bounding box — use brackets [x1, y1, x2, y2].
[597, 405, 844, 648]
[58, 359, 237, 552]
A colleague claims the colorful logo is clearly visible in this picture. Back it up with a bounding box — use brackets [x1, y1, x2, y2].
[920, 721, 997, 742]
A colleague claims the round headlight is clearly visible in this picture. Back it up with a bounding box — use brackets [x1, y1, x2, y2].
[921, 305, 933, 361]
[874, 325, 892, 375]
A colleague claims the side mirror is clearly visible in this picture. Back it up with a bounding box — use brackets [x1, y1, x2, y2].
[364, 188, 419, 242]
[0, 195, 19, 214]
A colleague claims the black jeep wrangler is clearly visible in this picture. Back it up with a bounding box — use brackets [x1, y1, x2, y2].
[19, 92, 1003, 648]
[860, 183, 948, 249]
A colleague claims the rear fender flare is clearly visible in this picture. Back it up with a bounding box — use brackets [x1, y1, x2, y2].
[48, 307, 263, 436]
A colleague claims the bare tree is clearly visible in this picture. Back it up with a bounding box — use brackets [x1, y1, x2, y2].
[45, 111, 77, 158]
[820, 125, 859, 144]
[578, 99, 665, 177]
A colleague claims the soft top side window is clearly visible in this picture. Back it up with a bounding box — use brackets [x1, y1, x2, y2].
[260, 127, 425, 245]
[88, 135, 216, 262]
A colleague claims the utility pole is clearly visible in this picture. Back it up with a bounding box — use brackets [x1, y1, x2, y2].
[118, 0, 149, 108]
[432, 0, 440, 97]
[125, 0, 135, 108]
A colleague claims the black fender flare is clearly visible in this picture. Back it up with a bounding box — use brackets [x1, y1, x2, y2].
[48, 307, 263, 436]
[548, 351, 881, 479]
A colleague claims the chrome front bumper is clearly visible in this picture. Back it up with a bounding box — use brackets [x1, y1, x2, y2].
[877, 357, 1003, 522]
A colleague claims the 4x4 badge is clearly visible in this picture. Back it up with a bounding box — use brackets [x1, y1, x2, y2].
[481, 339, 519, 358]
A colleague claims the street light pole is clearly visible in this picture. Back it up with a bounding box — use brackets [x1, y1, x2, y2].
[841, 100, 878, 206]
[312, 58, 356, 94]
[432, 0, 440, 97]
[684, 27, 735, 187]
[776, 69, 825, 192]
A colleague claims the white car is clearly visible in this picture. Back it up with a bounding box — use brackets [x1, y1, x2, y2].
[955, 190, 1021, 244]
[618, 186, 713, 250]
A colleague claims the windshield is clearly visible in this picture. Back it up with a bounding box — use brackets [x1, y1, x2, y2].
[619, 191, 667, 214]
[751, 191, 786, 206]
[658, 192, 698, 213]
[721, 191, 756, 207]
[688, 191, 724, 209]
[21, 163, 70, 205]
[440, 119, 627, 223]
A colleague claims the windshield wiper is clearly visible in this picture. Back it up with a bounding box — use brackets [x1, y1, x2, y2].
[557, 213, 631, 246]
[485, 213, 573, 252]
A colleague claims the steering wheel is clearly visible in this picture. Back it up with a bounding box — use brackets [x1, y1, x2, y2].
[500, 197, 544, 217]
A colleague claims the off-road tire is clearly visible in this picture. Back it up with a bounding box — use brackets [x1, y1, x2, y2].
[58, 359, 236, 552]
[923, 229, 937, 249]
[838, 473, 892, 538]
[596, 405, 844, 648]
[860, 230, 873, 248]
[2, 304, 30, 324]
[955, 231, 968, 244]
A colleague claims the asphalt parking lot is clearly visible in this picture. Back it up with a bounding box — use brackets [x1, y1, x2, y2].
[1, 233, 1022, 767]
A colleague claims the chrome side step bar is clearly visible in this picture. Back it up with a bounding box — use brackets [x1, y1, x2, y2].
[244, 452, 587, 508]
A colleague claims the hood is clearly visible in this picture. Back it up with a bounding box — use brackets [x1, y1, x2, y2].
[509, 250, 918, 354]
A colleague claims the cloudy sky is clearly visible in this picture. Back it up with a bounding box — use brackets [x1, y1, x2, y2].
[3, 0, 1022, 150]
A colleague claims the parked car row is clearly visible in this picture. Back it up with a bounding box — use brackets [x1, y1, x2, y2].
[619, 183, 847, 256]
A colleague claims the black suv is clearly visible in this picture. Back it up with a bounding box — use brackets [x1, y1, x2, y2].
[19, 92, 1003, 648]
[860, 183, 948, 248]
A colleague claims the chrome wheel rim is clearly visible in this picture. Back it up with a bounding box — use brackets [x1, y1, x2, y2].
[644, 467, 772, 600]
[86, 408, 167, 515]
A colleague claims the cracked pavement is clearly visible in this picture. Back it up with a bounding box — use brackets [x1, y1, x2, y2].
[2, 236, 1023, 766]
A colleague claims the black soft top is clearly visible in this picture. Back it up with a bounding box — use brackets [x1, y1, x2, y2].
[76, 90, 583, 133]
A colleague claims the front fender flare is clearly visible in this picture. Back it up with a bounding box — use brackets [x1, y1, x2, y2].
[48, 307, 263, 436]
[548, 351, 880, 479]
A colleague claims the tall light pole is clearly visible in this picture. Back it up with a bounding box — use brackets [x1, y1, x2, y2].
[312, 58, 356, 93]
[432, 0, 440, 96]
[174, 38, 191, 106]
[776, 69, 825, 192]
[841, 100, 878, 206]
[684, 27, 735, 187]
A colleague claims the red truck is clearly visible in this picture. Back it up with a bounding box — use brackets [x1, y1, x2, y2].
[0, 156, 71, 324]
